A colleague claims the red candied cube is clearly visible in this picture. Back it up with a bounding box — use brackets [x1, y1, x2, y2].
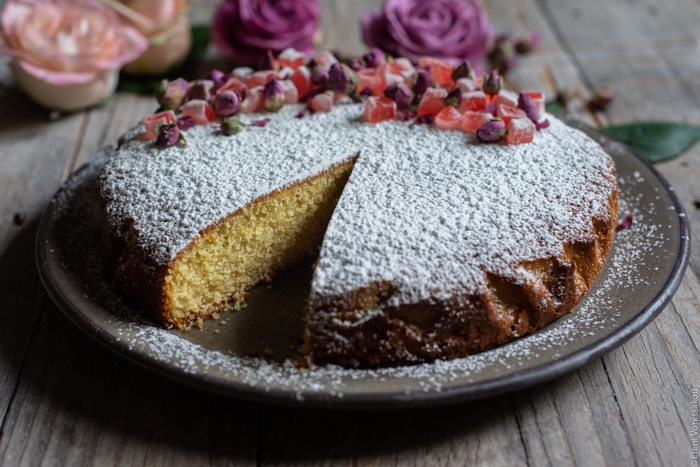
[247, 70, 277, 89]
[417, 88, 448, 116]
[290, 66, 312, 96]
[279, 80, 299, 104]
[497, 103, 527, 125]
[506, 117, 536, 145]
[378, 57, 414, 76]
[182, 100, 215, 124]
[277, 66, 294, 80]
[240, 86, 264, 113]
[461, 111, 493, 131]
[493, 89, 518, 107]
[278, 48, 306, 69]
[311, 90, 335, 113]
[144, 110, 176, 140]
[434, 106, 463, 130]
[315, 50, 338, 66]
[460, 91, 488, 112]
[452, 78, 481, 93]
[217, 76, 247, 94]
[418, 56, 453, 87]
[357, 69, 383, 96]
[383, 72, 404, 89]
[364, 96, 397, 123]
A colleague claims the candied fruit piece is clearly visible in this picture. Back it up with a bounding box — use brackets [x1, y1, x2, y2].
[144, 110, 176, 140]
[311, 90, 335, 112]
[417, 88, 448, 116]
[247, 70, 277, 89]
[384, 72, 404, 89]
[460, 90, 487, 112]
[497, 103, 527, 125]
[240, 86, 264, 113]
[290, 66, 312, 96]
[435, 106, 463, 130]
[452, 78, 481, 93]
[461, 111, 493, 131]
[278, 48, 306, 69]
[493, 89, 518, 107]
[279, 80, 299, 104]
[506, 117, 536, 145]
[315, 50, 338, 66]
[277, 66, 294, 80]
[232, 67, 253, 83]
[357, 69, 383, 96]
[378, 57, 414, 76]
[418, 56, 453, 86]
[182, 100, 215, 124]
[364, 96, 397, 123]
[217, 76, 247, 94]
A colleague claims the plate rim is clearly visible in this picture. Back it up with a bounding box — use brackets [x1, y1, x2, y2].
[35, 118, 691, 409]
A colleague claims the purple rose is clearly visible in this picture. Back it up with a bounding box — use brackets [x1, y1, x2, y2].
[212, 0, 321, 68]
[361, 0, 493, 67]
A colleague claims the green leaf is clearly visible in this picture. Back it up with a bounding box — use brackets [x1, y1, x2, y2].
[545, 100, 565, 115]
[602, 122, 700, 163]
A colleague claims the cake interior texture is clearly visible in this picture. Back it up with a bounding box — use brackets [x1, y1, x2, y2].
[163, 158, 355, 324]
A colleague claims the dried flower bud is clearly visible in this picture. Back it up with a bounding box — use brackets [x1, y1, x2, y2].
[347, 59, 366, 71]
[535, 119, 550, 130]
[589, 87, 615, 111]
[176, 116, 197, 130]
[397, 110, 417, 121]
[482, 70, 501, 97]
[259, 50, 279, 71]
[311, 65, 329, 85]
[414, 115, 433, 125]
[156, 123, 185, 148]
[444, 88, 463, 108]
[328, 63, 358, 94]
[413, 69, 432, 96]
[452, 61, 475, 81]
[155, 78, 188, 110]
[617, 213, 634, 231]
[359, 87, 373, 97]
[515, 32, 541, 54]
[363, 48, 385, 69]
[477, 118, 507, 142]
[264, 78, 286, 112]
[518, 92, 538, 122]
[383, 83, 414, 109]
[221, 118, 244, 136]
[488, 39, 518, 74]
[212, 91, 241, 117]
[187, 80, 214, 102]
[208, 69, 226, 91]
[485, 102, 497, 117]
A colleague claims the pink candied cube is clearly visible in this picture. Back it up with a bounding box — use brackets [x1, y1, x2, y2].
[460, 91, 487, 112]
[311, 90, 335, 113]
[497, 103, 527, 125]
[232, 67, 253, 83]
[494, 89, 518, 107]
[279, 80, 299, 104]
[453, 78, 481, 93]
[357, 69, 383, 96]
[314, 50, 338, 66]
[240, 86, 264, 113]
[277, 66, 294, 80]
[417, 87, 448, 116]
[144, 110, 176, 140]
[247, 70, 277, 89]
[278, 48, 306, 69]
[216, 76, 247, 94]
[290, 65, 312, 96]
[364, 96, 397, 123]
[506, 117, 536, 145]
[418, 56, 453, 87]
[462, 111, 493, 131]
[378, 57, 414, 76]
[383, 72, 404, 88]
[182, 100, 215, 124]
[434, 106, 463, 130]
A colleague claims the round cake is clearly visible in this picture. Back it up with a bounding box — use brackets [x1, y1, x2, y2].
[98, 102, 618, 368]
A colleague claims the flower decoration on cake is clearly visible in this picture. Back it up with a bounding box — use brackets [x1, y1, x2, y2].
[212, 0, 321, 68]
[0, 0, 148, 111]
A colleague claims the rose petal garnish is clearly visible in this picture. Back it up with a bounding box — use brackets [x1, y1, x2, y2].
[176, 116, 197, 130]
[295, 111, 306, 118]
[535, 119, 550, 130]
[616, 213, 634, 231]
[252, 118, 271, 127]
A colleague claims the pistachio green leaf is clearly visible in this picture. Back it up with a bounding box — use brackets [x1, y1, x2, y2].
[602, 122, 700, 163]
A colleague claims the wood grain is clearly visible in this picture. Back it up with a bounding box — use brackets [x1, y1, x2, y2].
[0, 0, 698, 465]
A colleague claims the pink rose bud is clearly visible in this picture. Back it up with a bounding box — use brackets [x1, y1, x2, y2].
[413, 70, 432, 96]
[187, 80, 214, 102]
[155, 78, 189, 110]
[452, 61, 475, 81]
[311, 66, 330, 85]
[383, 83, 414, 109]
[515, 32, 541, 54]
[482, 70, 501, 97]
[177, 116, 198, 130]
[208, 69, 227, 91]
[212, 91, 241, 117]
[156, 123, 184, 148]
[488, 38, 518, 75]
[363, 48, 385, 69]
[328, 63, 359, 95]
[348, 59, 366, 71]
[264, 78, 286, 111]
[259, 50, 279, 71]
[518, 92, 538, 122]
[589, 87, 615, 111]
[477, 118, 508, 142]
[221, 117, 244, 136]
[485, 102, 497, 116]
[445, 88, 463, 107]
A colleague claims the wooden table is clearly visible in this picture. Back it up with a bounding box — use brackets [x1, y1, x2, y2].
[0, 0, 698, 465]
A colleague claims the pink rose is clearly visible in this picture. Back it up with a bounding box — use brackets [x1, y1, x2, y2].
[361, 0, 493, 67]
[212, 0, 321, 68]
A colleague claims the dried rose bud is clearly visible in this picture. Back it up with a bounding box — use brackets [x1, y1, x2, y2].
[156, 123, 185, 148]
[414, 115, 433, 125]
[617, 213, 634, 231]
[535, 119, 550, 130]
[397, 110, 417, 121]
[221, 117, 244, 136]
[251, 118, 271, 127]
[413, 69, 432, 96]
[383, 83, 414, 109]
[485, 102, 497, 117]
[359, 87, 373, 97]
[176, 116, 197, 130]
[482, 70, 501, 97]
[363, 48, 385, 69]
[208, 69, 226, 92]
[264, 78, 286, 112]
[444, 88, 463, 108]
[477, 118, 507, 142]
[518, 92, 538, 122]
[212, 91, 241, 117]
[589, 87, 615, 111]
[488, 39, 518, 74]
[328, 63, 358, 94]
[186, 80, 214, 102]
[259, 50, 279, 71]
[515, 32, 541, 54]
[452, 61, 475, 81]
[311, 65, 329, 85]
[347, 59, 366, 71]
[155, 78, 188, 110]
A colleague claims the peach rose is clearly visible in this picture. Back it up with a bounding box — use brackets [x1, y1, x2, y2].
[0, 0, 148, 110]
